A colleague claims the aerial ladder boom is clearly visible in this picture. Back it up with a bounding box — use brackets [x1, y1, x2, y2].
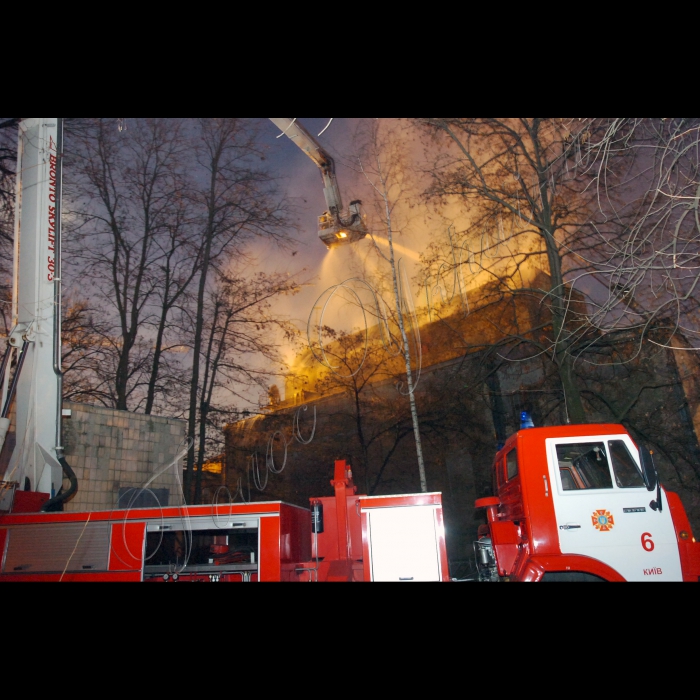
[0, 118, 75, 511]
[269, 118, 367, 248]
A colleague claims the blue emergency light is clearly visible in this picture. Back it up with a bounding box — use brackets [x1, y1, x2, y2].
[520, 411, 535, 429]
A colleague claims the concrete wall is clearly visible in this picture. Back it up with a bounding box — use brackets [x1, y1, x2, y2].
[62, 402, 186, 512]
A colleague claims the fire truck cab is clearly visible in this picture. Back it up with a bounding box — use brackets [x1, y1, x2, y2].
[475, 423, 700, 582]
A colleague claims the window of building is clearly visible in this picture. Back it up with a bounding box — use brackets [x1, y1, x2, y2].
[118, 487, 170, 508]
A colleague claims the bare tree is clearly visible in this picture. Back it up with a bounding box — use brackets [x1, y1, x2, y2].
[353, 119, 429, 491]
[142, 190, 201, 414]
[61, 299, 121, 405]
[191, 270, 300, 502]
[66, 117, 192, 411]
[312, 328, 415, 495]
[575, 119, 700, 349]
[183, 118, 295, 499]
[415, 118, 640, 424]
[0, 118, 18, 339]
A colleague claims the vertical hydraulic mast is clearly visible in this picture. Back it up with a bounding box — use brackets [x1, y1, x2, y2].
[4, 119, 64, 497]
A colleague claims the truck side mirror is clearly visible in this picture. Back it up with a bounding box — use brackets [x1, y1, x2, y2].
[639, 445, 657, 492]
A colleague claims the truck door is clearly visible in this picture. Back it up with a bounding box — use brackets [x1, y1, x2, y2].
[546, 435, 682, 581]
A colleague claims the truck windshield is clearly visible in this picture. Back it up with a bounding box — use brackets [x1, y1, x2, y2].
[608, 440, 645, 488]
[556, 439, 646, 490]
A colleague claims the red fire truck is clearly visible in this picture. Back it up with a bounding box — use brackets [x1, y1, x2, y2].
[0, 460, 450, 582]
[1, 425, 700, 582]
[474, 422, 700, 582]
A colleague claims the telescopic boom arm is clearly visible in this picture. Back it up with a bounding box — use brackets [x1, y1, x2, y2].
[269, 118, 367, 248]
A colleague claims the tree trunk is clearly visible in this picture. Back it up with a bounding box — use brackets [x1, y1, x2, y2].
[184, 131, 225, 500]
[543, 234, 586, 424]
[387, 225, 428, 493]
[194, 302, 223, 504]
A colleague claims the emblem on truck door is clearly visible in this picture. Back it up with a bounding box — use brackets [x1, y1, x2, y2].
[592, 510, 615, 532]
